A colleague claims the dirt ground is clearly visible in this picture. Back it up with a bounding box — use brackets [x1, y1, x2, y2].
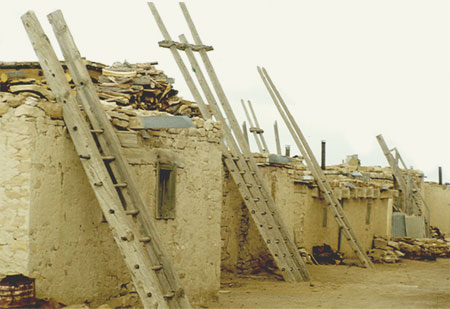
[210, 259, 450, 309]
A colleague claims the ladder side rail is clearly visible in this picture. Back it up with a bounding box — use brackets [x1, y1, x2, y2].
[242, 121, 249, 146]
[274, 121, 282, 155]
[247, 100, 270, 153]
[258, 66, 373, 268]
[47, 10, 188, 307]
[175, 33, 305, 281]
[175, 29, 310, 279]
[22, 11, 169, 308]
[241, 99, 263, 152]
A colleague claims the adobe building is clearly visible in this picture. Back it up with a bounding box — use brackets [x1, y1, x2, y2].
[0, 62, 223, 306]
[1, 61, 449, 306]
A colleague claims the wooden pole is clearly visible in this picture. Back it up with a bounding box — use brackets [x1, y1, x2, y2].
[274, 120, 281, 155]
[439, 166, 443, 185]
[242, 121, 249, 145]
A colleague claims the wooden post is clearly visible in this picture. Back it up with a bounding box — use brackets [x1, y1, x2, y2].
[274, 120, 281, 155]
[439, 166, 443, 185]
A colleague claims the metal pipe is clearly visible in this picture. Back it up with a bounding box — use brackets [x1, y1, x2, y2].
[285, 145, 291, 157]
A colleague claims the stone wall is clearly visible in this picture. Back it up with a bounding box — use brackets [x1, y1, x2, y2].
[424, 182, 450, 235]
[0, 92, 223, 306]
[221, 155, 398, 273]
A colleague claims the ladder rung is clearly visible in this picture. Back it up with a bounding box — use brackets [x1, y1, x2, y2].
[90, 129, 104, 134]
[240, 171, 246, 175]
[102, 156, 116, 162]
[152, 265, 163, 271]
[126, 209, 139, 216]
[79, 154, 91, 160]
[164, 292, 175, 299]
[246, 184, 252, 188]
[114, 183, 128, 188]
[94, 182, 103, 186]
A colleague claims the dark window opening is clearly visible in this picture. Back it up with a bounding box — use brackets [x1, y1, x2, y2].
[156, 163, 176, 219]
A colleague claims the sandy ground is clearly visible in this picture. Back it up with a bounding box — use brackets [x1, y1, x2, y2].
[210, 259, 450, 309]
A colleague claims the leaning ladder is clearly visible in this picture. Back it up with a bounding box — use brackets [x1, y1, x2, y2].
[22, 11, 190, 309]
[258, 67, 374, 268]
[148, 2, 310, 282]
[376, 134, 431, 236]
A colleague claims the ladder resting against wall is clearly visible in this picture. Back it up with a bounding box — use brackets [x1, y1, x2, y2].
[258, 66, 374, 269]
[148, 2, 310, 282]
[22, 10, 190, 309]
[376, 134, 431, 237]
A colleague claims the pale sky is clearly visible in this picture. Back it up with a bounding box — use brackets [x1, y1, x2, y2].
[2, 0, 450, 182]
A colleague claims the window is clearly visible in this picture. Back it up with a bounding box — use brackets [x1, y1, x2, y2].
[156, 163, 176, 219]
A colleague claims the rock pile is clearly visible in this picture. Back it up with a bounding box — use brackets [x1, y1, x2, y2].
[368, 235, 450, 263]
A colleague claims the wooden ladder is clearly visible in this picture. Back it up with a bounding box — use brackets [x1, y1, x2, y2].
[22, 11, 190, 309]
[258, 67, 374, 268]
[148, 2, 310, 282]
[376, 134, 431, 236]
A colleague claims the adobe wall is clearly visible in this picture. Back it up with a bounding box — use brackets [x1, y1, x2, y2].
[424, 182, 450, 235]
[0, 94, 34, 276]
[0, 93, 223, 306]
[221, 155, 398, 272]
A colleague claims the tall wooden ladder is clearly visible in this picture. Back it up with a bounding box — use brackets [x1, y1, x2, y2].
[22, 11, 190, 309]
[258, 67, 374, 268]
[148, 2, 310, 282]
[376, 134, 431, 237]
